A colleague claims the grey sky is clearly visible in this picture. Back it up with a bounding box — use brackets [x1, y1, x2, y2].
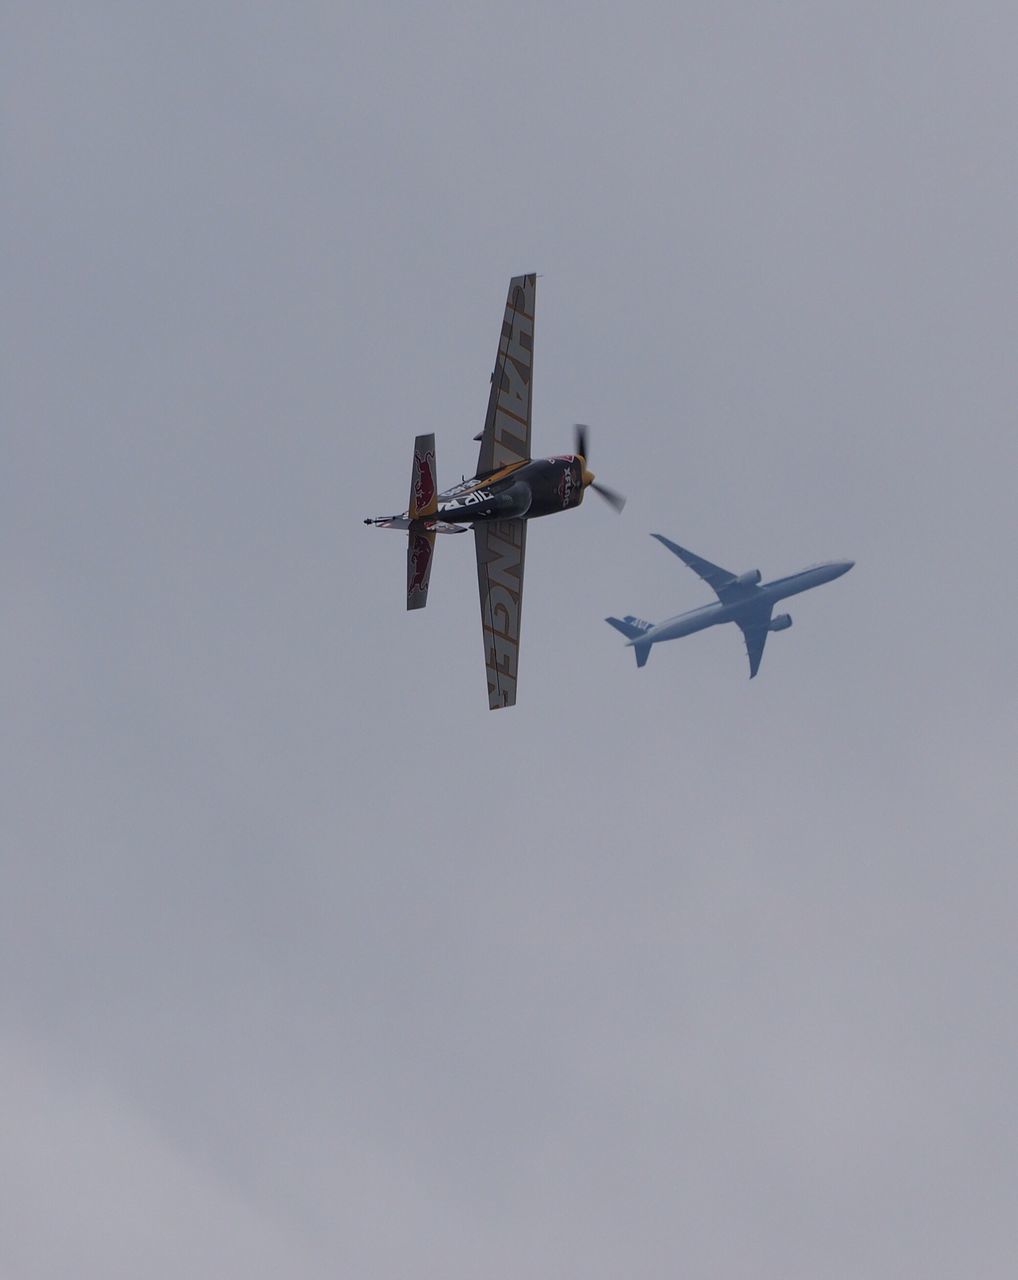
[3, 2, 1017, 1276]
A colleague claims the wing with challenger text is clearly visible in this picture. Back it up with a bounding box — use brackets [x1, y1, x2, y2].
[475, 274, 536, 477]
[474, 519, 527, 709]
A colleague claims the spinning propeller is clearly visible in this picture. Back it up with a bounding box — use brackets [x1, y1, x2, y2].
[574, 424, 626, 513]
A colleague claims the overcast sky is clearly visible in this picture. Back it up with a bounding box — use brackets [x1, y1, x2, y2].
[3, 3, 1017, 1276]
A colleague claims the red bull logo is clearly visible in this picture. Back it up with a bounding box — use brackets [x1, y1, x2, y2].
[414, 449, 436, 514]
[408, 533, 432, 595]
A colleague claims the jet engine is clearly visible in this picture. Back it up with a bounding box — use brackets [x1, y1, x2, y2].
[769, 613, 792, 632]
[732, 569, 762, 588]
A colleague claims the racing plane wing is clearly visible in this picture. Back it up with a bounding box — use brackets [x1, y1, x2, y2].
[475, 274, 536, 477]
[475, 519, 526, 709]
[651, 534, 737, 599]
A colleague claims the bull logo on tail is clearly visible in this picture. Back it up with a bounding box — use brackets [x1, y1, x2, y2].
[414, 449, 436, 513]
[409, 533, 432, 595]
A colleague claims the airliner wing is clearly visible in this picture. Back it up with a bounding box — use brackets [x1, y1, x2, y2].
[475, 274, 536, 476]
[651, 534, 737, 598]
[737, 606, 773, 679]
[475, 519, 527, 709]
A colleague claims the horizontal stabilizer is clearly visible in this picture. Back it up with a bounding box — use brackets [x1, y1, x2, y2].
[407, 528, 435, 610]
[605, 615, 653, 641]
[409, 433, 438, 520]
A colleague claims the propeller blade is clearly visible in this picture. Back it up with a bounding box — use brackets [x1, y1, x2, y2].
[592, 481, 626, 513]
[574, 422, 589, 461]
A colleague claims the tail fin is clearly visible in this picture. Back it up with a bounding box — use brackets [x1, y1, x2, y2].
[409, 433, 438, 520]
[605, 615, 654, 668]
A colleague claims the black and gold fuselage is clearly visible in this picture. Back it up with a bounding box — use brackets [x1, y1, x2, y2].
[435, 454, 589, 523]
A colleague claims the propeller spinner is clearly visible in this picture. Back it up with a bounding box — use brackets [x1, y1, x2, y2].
[574, 423, 626, 513]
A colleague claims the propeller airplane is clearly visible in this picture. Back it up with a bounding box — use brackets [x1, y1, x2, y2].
[365, 273, 624, 709]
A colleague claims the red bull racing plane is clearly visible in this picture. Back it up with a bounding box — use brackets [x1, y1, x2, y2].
[365, 273, 624, 710]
